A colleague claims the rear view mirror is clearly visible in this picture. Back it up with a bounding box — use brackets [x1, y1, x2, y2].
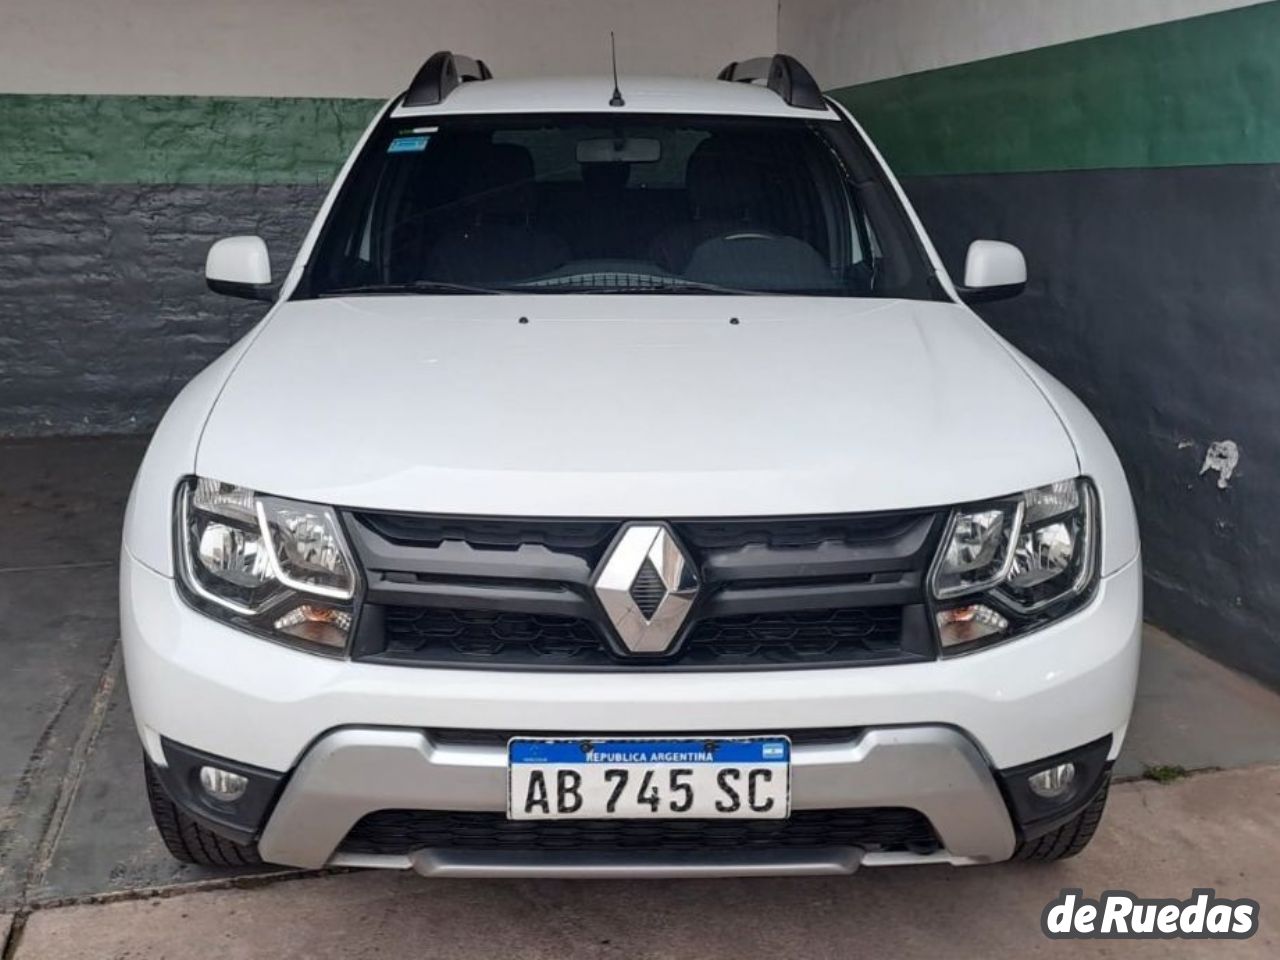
[206, 236, 275, 301]
[957, 240, 1026, 304]
[576, 137, 661, 164]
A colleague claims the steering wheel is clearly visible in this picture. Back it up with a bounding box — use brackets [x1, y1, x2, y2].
[720, 230, 784, 242]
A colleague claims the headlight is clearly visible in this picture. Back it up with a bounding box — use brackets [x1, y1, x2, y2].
[930, 478, 1098, 654]
[175, 478, 358, 654]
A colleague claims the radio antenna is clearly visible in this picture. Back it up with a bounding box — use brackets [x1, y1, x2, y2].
[609, 32, 625, 107]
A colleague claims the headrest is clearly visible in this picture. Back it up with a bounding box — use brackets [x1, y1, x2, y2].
[686, 138, 761, 219]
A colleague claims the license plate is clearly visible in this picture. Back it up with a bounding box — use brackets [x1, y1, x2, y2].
[507, 737, 791, 820]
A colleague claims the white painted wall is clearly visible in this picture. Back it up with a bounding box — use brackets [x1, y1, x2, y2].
[778, 0, 1270, 88]
[0, 0, 778, 96]
[10, 0, 1263, 99]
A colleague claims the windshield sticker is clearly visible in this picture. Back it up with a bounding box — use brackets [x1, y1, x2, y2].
[388, 135, 430, 154]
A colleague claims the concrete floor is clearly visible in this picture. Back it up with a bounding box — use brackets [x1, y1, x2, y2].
[2, 436, 1280, 956]
[13, 767, 1280, 960]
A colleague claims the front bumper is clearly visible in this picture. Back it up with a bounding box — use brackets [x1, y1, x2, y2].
[121, 549, 1141, 873]
[264, 725, 1015, 871]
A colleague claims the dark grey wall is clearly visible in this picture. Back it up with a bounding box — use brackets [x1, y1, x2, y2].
[0, 185, 326, 436]
[905, 165, 1280, 687]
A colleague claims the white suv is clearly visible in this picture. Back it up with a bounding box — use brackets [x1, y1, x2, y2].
[121, 53, 1142, 877]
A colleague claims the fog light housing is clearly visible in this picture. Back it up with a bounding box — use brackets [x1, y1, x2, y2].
[998, 735, 1112, 841]
[1028, 761, 1076, 799]
[199, 766, 249, 803]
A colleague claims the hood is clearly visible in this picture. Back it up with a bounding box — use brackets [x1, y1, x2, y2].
[197, 296, 1078, 517]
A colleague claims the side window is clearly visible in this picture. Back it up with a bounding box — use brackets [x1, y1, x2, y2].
[309, 142, 407, 287]
[811, 133, 881, 288]
[848, 203, 878, 266]
[327, 139, 451, 284]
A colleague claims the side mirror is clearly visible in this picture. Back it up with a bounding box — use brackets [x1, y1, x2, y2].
[957, 240, 1026, 304]
[206, 236, 275, 301]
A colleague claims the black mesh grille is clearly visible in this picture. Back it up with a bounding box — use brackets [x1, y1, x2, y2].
[339, 808, 941, 856]
[681, 607, 903, 665]
[379, 606, 910, 667]
[383, 608, 602, 664]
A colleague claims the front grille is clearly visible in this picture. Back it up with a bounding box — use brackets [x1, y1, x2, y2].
[379, 606, 909, 668]
[339, 808, 941, 857]
[355, 513, 616, 558]
[682, 607, 903, 665]
[676, 514, 929, 550]
[384, 608, 602, 664]
[348, 509, 944, 670]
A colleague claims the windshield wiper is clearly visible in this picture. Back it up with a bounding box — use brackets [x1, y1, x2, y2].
[317, 280, 502, 297]
[647, 280, 770, 296]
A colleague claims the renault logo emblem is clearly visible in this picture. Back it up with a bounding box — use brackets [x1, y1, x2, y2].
[593, 523, 699, 655]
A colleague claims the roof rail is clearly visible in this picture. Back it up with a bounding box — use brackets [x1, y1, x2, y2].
[403, 51, 493, 108]
[716, 55, 825, 111]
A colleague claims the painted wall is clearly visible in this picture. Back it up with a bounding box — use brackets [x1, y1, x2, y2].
[779, 0, 1267, 87]
[0, 0, 778, 96]
[797, 1, 1280, 686]
[0, 0, 777, 435]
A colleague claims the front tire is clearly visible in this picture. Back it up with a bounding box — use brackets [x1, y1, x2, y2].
[1012, 772, 1110, 861]
[145, 758, 264, 867]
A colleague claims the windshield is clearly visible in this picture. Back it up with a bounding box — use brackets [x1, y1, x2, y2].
[299, 113, 940, 299]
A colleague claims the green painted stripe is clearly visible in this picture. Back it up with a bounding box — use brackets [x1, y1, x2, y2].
[0, 95, 382, 185]
[830, 1, 1280, 176]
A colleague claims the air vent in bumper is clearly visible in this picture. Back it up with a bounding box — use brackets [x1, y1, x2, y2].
[339, 808, 942, 857]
